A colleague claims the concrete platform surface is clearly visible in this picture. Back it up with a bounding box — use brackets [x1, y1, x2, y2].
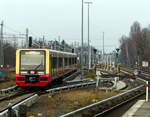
[115, 81, 126, 90]
[122, 100, 150, 117]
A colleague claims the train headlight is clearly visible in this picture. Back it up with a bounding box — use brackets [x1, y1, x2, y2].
[20, 71, 27, 75]
[38, 71, 44, 75]
[17, 77, 24, 81]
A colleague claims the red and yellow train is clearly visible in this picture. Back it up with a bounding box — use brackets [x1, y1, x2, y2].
[16, 49, 77, 87]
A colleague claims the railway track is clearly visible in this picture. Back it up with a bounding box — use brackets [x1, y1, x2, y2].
[0, 81, 96, 117]
[60, 85, 145, 117]
[120, 67, 150, 81]
[24, 69, 145, 117]
[120, 65, 150, 77]
[0, 71, 81, 102]
[0, 89, 29, 102]
[59, 68, 147, 117]
[0, 71, 91, 115]
[1, 68, 147, 117]
[0, 85, 18, 95]
[93, 68, 148, 117]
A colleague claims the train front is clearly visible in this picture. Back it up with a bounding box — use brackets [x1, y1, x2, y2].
[16, 49, 50, 87]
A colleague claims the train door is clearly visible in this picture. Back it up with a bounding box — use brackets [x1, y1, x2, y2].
[64, 56, 67, 72]
[54, 53, 57, 75]
[63, 54, 64, 72]
[59, 54, 63, 72]
[51, 53, 53, 77]
[57, 53, 59, 73]
[51, 52, 57, 76]
[50, 53, 52, 77]
[69, 55, 71, 69]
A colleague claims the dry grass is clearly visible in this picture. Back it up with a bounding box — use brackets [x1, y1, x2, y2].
[27, 88, 118, 117]
[60, 89, 117, 110]
[0, 73, 16, 90]
[9, 73, 15, 80]
[0, 80, 16, 89]
[84, 70, 96, 80]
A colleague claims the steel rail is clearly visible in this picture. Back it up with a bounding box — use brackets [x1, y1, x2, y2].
[93, 90, 145, 117]
[121, 67, 150, 78]
[0, 71, 80, 102]
[46, 81, 96, 93]
[60, 85, 144, 117]
[63, 70, 80, 81]
[0, 94, 37, 117]
[141, 72, 150, 78]
[0, 89, 30, 102]
[121, 68, 150, 82]
[65, 79, 90, 84]
[0, 81, 96, 117]
[0, 85, 18, 94]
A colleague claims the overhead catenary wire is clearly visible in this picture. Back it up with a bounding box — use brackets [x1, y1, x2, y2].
[3, 24, 24, 35]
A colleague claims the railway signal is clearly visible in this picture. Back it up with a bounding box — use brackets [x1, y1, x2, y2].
[29, 36, 32, 47]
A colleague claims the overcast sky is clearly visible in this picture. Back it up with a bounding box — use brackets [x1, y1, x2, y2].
[1, 0, 150, 52]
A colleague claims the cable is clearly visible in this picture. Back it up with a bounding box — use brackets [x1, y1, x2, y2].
[3, 24, 24, 34]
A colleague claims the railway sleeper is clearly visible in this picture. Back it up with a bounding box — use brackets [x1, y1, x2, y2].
[78, 107, 99, 117]
[66, 84, 144, 117]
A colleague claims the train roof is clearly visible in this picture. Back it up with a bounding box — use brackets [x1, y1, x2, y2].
[17, 48, 77, 56]
[49, 49, 77, 56]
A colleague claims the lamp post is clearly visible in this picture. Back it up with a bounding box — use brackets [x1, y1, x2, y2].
[85, 2, 92, 70]
[0, 21, 4, 68]
[81, 0, 84, 79]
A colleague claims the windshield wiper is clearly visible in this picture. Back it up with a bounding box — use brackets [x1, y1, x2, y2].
[33, 58, 43, 70]
[34, 63, 42, 70]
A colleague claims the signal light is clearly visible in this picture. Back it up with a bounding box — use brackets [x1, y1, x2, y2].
[72, 48, 74, 53]
[29, 36, 32, 47]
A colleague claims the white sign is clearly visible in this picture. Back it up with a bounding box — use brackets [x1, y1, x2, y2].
[142, 61, 149, 67]
[96, 71, 101, 76]
[134, 69, 138, 76]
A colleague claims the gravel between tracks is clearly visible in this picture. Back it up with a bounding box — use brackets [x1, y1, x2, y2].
[0, 93, 34, 111]
[27, 86, 119, 117]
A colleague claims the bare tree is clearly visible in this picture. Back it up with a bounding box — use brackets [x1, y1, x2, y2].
[119, 21, 150, 65]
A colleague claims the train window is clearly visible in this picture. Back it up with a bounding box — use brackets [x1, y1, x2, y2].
[50, 55, 51, 76]
[72, 57, 74, 64]
[20, 50, 45, 71]
[69, 57, 71, 65]
[53, 57, 57, 68]
[65, 58, 68, 66]
[51, 54, 54, 76]
[75, 57, 77, 64]
[59, 57, 62, 67]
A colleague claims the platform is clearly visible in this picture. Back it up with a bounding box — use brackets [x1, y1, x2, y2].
[122, 100, 150, 117]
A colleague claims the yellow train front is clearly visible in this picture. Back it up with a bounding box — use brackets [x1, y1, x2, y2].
[16, 49, 77, 87]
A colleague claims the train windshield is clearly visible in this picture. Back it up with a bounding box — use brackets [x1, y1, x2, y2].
[20, 50, 45, 71]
